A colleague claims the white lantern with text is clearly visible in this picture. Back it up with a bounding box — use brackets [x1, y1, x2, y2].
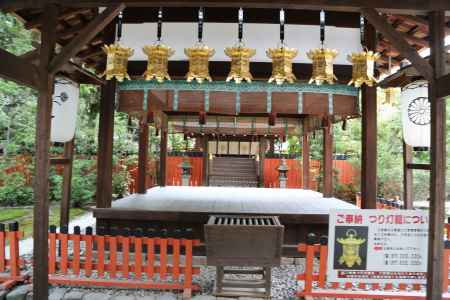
[401, 80, 430, 148]
[51, 78, 80, 143]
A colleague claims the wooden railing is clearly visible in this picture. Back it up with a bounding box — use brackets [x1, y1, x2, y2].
[48, 225, 201, 299]
[297, 233, 450, 299]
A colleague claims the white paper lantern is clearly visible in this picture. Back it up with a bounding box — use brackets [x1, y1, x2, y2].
[401, 80, 430, 147]
[51, 77, 80, 143]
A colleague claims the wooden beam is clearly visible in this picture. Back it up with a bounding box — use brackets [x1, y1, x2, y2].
[48, 3, 125, 74]
[95, 23, 115, 208]
[3, 0, 450, 13]
[402, 142, 413, 209]
[302, 132, 310, 189]
[33, 4, 58, 300]
[322, 122, 333, 197]
[437, 73, 450, 99]
[137, 114, 149, 193]
[258, 137, 266, 187]
[50, 158, 71, 165]
[407, 163, 431, 170]
[59, 139, 74, 230]
[25, 8, 93, 29]
[159, 114, 168, 187]
[426, 10, 446, 300]
[361, 21, 378, 209]
[202, 136, 209, 186]
[361, 8, 434, 82]
[0, 48, 39, 89]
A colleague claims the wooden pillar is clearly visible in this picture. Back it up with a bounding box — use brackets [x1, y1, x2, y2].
[426, 10, 446, 300]
[322, 123, 333, 197]
[259, 137, 267, 187]
[33, 4, 58, 299]
[137, 114, 149, 194]
[96, 23, 116, 208]
[302, 133, 310, 189]
[361, 22, 377, 209]
[202, 136, 209, 186]
[59, 139, 75, 229]
[159, 115, 168, 187]
[402, 141, 413, 209]
[269, 138, 275, 154]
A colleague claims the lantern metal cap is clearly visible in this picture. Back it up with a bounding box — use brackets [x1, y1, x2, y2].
[178, 159, 192, 169]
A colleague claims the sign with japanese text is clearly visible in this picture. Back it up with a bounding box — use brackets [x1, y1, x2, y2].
[327, 209, 428, 284]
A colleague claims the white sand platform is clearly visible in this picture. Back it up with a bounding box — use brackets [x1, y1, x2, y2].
[112, 186, 357, 215]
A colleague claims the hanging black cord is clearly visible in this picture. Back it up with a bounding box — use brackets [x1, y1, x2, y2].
[360, 14, 365, 48]
[280, 9, 285, 45]
[117, 11, 123, 42]
[198, 7, 204, 43]
[157, 7, 163, 42]
[320, 10, 325, 47]
[238, 7, 243, 43]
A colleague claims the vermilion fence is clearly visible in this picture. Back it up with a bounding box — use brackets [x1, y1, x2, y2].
[166, 156, 203, 186]
[297, 234, 450, 299]
[48, 225, 201, 298]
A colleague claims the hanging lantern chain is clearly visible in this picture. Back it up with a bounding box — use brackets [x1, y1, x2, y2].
[238, 7, 244, 43]
[360, 15, 365, 49]
[198, 7, 204, 43]
[280, 9, 285, 45]
[320, 10, 325, 47]
[117, 11, 123, 42]
[157, 7, 163, 42]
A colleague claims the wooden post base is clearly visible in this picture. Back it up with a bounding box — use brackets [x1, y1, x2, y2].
[214, 266, 272, 299]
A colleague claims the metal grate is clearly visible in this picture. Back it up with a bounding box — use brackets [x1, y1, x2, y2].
[210, 215, 278, 226]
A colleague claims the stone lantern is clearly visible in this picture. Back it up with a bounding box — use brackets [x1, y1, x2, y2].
[277, 158, 289, 188]
[179, 159, 192, 186]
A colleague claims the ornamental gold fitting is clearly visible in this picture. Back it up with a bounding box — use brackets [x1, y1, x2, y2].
[266, 47, 298, 85]
[184, 44, 215, 83]
[307, 48, 338, 85]
[142, 44, 175, 83]
[347, 50, 380, 87]
[225, 46, 256, 84]
[101, 43, 134, 82]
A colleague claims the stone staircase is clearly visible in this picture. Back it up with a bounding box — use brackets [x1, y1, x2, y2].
[209, 156, 258, 187]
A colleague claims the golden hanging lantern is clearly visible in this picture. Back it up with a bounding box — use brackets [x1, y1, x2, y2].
[142, 44, 175, 83]
[224, 46, 256, 84]
[347, 51, 380, 87]
[382, 87, 399, 105]
[101, 43, 134, 82]
[266, 47, 298, 85]
[336, 229, 366, 268]
[184, 44, 215, 83]
[307, 48, 338, 85]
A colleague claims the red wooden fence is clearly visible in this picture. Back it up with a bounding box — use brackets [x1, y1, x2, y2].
[0, 223, 27, 290]
[166, 157, 203, 186]
[48, 225, 201, 298]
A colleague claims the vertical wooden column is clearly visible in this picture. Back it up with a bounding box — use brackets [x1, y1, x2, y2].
[202, 136, 209, 186]
[96, 23, 116, 208]
[426, 10, 446, 300]
[322, 123, 333, 197]
[33, 4, 58, 299]
[259, 137, 267, 187]
[137, 114, 149, 194]
[302, 133, 310, 189]
[159, 115, 168, 187]
[361, 22, 377, 209]
[402, 142, 413, 209]
[269, 138, 275, 154]
[59, 139, 75, 229]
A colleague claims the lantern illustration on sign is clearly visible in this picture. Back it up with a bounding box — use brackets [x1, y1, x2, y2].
[347, 51, 379, 87]
[337, 229, 366, 268]
[143, 8, 175, 82]
[102, 12, 133, 81]
[401, 80, 430, 148]
[267, 9, 298, 85]
[51, 77, 80, 143]
[225, 8, 256, 84]
[185, 8, 215, 83]
[307, 10, 338, 85]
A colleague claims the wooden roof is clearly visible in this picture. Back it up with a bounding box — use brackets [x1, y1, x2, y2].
[9, 7, 450, 77]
